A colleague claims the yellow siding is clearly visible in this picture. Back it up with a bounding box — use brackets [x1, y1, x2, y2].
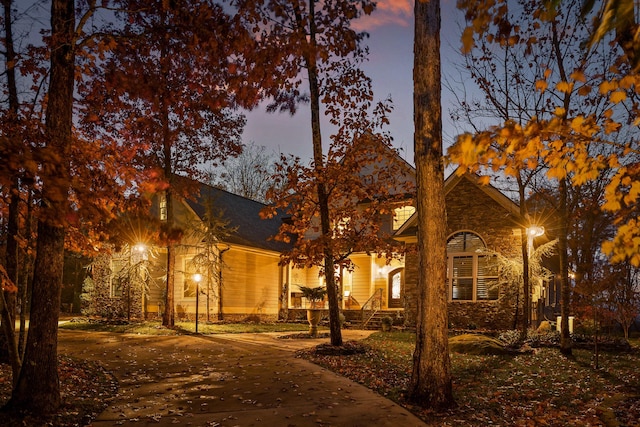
[350, 254, 373, 308]
[221, 247, 281, 315]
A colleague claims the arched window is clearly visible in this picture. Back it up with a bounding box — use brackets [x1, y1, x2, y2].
[446, 232, 498, 301]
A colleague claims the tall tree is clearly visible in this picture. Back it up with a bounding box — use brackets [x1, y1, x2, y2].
[453, 0, 639, 355]
[580, 0, 640, 269]
[409, 0, 454, 409]
[0, 0, 23, 386]
[80, 0, 254, 327]
[5, 0, 75, 414]
[235, 0, 380, 346]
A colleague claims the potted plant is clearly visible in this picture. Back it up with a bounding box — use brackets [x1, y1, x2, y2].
[381, 315, 393, 332]
[298, 285, 327, 336]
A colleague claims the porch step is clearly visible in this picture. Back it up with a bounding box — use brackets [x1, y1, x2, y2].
[359, 311, 401, 330]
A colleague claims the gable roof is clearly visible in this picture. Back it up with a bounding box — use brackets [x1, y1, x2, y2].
[394, 168, 521, 238]
[184, 181, 291, 253]
[443, 169, 520, 217]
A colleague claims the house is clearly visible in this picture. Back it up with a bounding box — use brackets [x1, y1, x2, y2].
[85, 183, 292, 322]
[88, 150, 537, 330]
[395, 172, 524, 330]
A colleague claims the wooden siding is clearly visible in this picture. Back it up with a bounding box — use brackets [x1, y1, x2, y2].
[220, 247, 281, 316]
[349, 254, 373, 309]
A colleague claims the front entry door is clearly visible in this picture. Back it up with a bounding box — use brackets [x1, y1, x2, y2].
[388, 268, 404, 308]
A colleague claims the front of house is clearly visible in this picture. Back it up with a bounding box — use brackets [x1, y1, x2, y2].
[87, 151, 540, 330]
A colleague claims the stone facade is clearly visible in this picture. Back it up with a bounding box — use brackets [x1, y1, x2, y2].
[82, 252, 146, 320]
[403, 174, 523, 330]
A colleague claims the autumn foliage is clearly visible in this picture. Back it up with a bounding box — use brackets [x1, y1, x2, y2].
[452, 0, 640, 267]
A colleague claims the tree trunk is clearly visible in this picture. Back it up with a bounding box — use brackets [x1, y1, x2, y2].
[409, 0, 454, 410]
[159, 3, 176, 328]
[521, 227, 530, 334]
[5, 0, 75, 414]
[1, 0, 22, 386]
[19, 190, 35, 358]
[558, 177, 572, 355]
[305, 0, 342, 346]
[8, 223, 65, 413]
[163, 235, 176, 327]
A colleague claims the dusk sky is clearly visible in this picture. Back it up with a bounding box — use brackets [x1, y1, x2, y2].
[242, 0, 469, 165]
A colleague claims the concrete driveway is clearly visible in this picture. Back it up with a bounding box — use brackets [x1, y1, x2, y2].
[58, 329, 427, 426]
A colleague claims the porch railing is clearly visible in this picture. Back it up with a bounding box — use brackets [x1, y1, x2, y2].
[361, 288, 383, 328]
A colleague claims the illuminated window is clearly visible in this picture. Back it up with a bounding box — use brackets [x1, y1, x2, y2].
[159, 193, 167, 221]
[446, 232, 498, 301]
[392, 205, 415, 230]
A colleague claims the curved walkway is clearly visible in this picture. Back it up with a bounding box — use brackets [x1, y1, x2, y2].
[58, 329, 427, 427]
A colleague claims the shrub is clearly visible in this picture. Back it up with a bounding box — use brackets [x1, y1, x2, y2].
[498, 330, 524, 348]
[527, 329, 561, 347]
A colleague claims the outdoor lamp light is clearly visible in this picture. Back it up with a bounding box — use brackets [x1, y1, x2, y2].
[527, 226, 545, 238]
[526, 225, 545, 254]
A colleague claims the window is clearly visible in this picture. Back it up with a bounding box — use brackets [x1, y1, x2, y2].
[447, 232, 498, 301]
[159, 193, 167, 221]
[392, 205, 415, 230]
[391, 272, 402, 300]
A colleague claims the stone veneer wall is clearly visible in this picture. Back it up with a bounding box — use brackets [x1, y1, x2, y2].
[82, 253, 145, 319]
[403, 177, 522, 331]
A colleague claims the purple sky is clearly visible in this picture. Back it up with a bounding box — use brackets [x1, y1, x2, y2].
[242, 0, 468, 165]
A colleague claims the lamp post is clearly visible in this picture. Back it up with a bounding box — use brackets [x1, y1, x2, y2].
[193, 273, 202, 333]
[525, 226, 545, 327]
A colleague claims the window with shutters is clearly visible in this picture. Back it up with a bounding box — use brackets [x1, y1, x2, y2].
[446, 232, 498, 301]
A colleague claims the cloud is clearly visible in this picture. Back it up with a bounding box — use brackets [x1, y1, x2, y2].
[353, 0, 413, 31]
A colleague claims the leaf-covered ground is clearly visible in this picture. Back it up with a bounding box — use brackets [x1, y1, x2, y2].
[298, 331, 640, 426]
[0, 356, 118, 426]
[2, 327, 639, 426]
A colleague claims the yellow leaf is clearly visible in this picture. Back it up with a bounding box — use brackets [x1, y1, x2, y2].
[555, 106, 566, 117]
[604, 120, 621, 134]
[599, 80, 618, 94]
[570, 70, 586, 82]
[461, 27, 475, 54]
[543, 68, 552, 79]
[619, 75, 637, 90]
[571, 116, 585, 132]
[535, 80, 548, 92]
[601, 240, 615, 256]
[609, 155, 620, 168]
[556, 81, 573, 93]
[478, 175, 491, 185]
[602, 198, 622, 211]
[610, 91, 627, 104]
[624, 182, 640, 205]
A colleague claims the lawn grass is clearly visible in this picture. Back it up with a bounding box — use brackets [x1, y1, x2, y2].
[59, 318, 314, 334]
[300, 331, 640, 425]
